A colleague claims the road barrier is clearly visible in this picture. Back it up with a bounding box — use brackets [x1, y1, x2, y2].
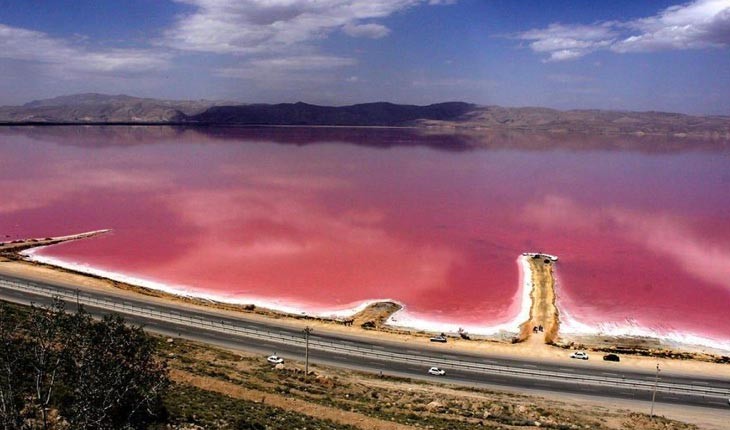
[1, 275, 728, 400]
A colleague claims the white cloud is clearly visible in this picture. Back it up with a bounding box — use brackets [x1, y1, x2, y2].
[163, 0, 450, 54]
[613, 0, 730, 52]
[247, 55, 357, 70]
[343, 22, 391, 39]
[517, 0, 730, 61]
[0, 24, 170, 74]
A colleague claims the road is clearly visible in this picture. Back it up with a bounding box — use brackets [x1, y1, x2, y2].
[1, 273, 729, 411]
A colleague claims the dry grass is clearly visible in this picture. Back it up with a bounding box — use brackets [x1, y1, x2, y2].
[158, 336, 699, 430]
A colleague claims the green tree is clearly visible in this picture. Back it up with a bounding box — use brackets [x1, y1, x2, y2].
[0, 305, 31, 430]
[0, 300, 168, 429]
[61, 313, 168, 430]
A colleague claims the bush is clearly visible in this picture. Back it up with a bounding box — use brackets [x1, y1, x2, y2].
[0, 300, 169, 429]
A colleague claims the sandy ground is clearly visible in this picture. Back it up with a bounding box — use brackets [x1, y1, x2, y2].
[171, 369, 415, 430]
[518, 256, 559, 344]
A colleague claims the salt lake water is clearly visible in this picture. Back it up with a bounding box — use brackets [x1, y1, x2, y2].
[1, 126, 729, 349]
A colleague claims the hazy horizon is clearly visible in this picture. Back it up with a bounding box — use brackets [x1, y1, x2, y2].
[1, 1, 729, 115]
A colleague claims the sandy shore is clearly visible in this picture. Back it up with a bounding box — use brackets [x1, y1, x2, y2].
[1, 235, 729, 379]
[518, 255, 560, 344]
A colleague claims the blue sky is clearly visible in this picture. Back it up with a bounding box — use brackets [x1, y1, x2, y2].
[0, 0, 729, 114]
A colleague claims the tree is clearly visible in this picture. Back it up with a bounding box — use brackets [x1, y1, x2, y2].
[61, 313, 168, 430]
[0, 300, 168, 429]
[0, 304, 31, 430]
[25, 300, 69, 430]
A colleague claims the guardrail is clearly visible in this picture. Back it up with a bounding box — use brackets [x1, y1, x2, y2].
[1, 276, 729, 400]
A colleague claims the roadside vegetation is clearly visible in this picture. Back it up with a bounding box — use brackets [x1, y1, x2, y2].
[0, 301, 351, 430]
[0, 300, 167, 429]
[159, 334, 699, 430]
[0, 300, 699, 429]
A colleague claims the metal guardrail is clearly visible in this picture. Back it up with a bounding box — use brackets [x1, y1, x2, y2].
[1, 276, 729, 399]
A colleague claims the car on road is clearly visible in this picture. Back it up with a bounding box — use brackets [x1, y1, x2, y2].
[429, 335, 447, 343]
[603, 353, 620, 362]
[428, 366, 446, 376]
[570, 351, 589, 360]
[267, 354, 284, 364]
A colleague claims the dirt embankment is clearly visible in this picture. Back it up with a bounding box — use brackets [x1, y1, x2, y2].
[518, 255, 560, 344]
[0, 230, 110, 254]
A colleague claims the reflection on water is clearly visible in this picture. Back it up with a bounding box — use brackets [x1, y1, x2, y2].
[1, 126, 729, 343]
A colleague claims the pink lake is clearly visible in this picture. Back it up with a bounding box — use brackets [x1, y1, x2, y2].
[1, 127, 729, 348]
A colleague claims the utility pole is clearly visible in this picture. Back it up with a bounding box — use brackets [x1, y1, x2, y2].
[303, 326, 313, 376]
[650, 363, 660, 418]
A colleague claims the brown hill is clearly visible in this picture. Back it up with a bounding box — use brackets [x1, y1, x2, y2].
[1, 94, 728, 137]
[0, 93, 227, 123]
[422, 106, 730, 137]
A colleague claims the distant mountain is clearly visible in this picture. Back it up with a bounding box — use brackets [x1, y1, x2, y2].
[1, 94, 728, 137]
[436, 106, 730, 136]
[0, 93, 228, 123]
[181, 101, 475, 126]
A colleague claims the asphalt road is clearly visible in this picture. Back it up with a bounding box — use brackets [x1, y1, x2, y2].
[1, 272, 729, 411]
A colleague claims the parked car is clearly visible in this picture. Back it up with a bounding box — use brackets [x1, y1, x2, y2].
[570, 351, 589, 360]
[428, 366, 446, 376]
[603, 353, 620, 362]
[430, 335, 447, 343]
[267, 354, 284, 364]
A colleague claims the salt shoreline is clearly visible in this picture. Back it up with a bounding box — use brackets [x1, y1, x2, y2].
[558, 306, 730, 354]
[18, 245, 730, 354]
[21, 248, 528, 336]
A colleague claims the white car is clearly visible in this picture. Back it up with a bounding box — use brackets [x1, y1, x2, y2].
[570, 351, 589, 360]
[428, 366, 446, 376]
[267, 355, 284, 364]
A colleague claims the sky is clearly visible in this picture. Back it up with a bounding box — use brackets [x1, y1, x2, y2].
[0, 0, 729, 114]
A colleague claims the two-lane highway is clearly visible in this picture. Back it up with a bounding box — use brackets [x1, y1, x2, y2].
[1, 273, 729, 411]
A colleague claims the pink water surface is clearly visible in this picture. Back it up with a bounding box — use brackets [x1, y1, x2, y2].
[1, 127, 729, 345]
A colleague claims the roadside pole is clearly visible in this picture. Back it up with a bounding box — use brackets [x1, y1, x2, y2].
[303, 326, 313, 376]
[650, 363, 660, 417]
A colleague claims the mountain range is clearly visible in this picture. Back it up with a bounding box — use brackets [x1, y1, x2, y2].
[1, 93, 728, 137]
